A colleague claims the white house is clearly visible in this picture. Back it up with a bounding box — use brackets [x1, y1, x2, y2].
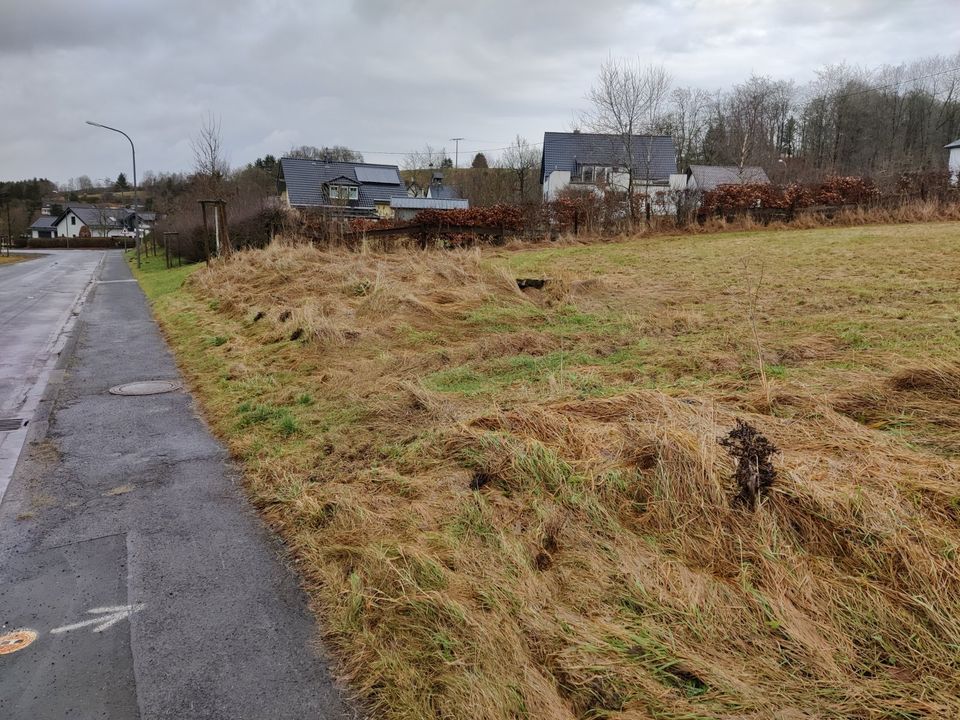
[539, 131, 678, 201]
[947, 138, 960, 185]
[53, 205, 140, 239]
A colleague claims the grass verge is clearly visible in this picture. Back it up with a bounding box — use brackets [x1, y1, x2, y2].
[133, 223, 960, 719]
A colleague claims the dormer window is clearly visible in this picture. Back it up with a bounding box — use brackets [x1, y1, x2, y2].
[328, 185, 359, 201]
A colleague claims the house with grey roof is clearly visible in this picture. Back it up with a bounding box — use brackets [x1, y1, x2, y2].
[30, 215, 59, 239]
[540, 131, 679, 201]
[946, 138, 960, 185]
[53, 205, 133, 238]
[45, 204, 154, 239]
[684, 165, 771, 192]
[277, 157, 410, 218]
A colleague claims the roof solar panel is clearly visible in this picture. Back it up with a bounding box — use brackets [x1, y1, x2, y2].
[354, 166, 400, 184]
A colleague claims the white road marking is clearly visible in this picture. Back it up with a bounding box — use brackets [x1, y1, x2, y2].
[50, 603, 145, 634]
[97, 279, 137, 284]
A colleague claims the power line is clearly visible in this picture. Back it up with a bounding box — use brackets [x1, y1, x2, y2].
[299, 65, 960, 161]
[810, 64, 960, 103]
[345, 139, 545, 158]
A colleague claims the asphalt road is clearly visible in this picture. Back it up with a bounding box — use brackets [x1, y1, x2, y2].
[0, 251, 353, 719]
[0, 250, 104, 501]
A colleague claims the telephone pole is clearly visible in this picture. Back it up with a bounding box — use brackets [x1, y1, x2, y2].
[449, 137, 464, 168]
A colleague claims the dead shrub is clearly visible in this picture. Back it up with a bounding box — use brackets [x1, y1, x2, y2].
[719, 420, 778, 508]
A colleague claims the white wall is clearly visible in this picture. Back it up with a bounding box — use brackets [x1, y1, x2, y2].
[55, 211, 124, 238]
[543, 170, 571, 201]
[55, 211, 83, 238]
[543, 170, 681, 215]
[950, 148, 960, 186]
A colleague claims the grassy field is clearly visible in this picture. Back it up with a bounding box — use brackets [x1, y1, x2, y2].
[133, 222, 960, 719]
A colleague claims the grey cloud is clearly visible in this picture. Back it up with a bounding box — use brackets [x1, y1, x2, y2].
[1, 0, 956, 182]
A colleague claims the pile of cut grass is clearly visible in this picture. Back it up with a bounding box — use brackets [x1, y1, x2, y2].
[136, 222, 960, 719]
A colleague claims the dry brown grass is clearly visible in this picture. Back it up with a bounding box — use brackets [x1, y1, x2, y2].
[139, 221, 960, 719]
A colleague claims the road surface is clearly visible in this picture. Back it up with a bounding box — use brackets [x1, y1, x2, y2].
[0, 251, 353, 719]
[0, 250, 104, 501]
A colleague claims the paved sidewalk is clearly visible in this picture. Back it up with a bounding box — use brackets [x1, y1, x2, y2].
[0, 251, 354, 719]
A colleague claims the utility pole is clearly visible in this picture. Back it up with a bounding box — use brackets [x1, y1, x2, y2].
[1, 192, 10, 256]
[450, 137, 464, 169]
[85, 121, 139, 268]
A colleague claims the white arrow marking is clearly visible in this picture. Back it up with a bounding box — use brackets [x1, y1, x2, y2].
[50, 603, 145, 634]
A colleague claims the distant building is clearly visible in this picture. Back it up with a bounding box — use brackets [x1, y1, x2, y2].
[29, 205, 153, 240]
[30, 216, 59, 239]
[277, 157, 409, 218]
[425, 172, 462, 201]
[389, 196, 469, 222]
[539, 131, 678, 201]
[683, 165, 771, 192]
[946, 138, 960, 185]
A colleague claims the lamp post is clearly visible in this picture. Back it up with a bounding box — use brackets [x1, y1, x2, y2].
[85, 120, 139, 268]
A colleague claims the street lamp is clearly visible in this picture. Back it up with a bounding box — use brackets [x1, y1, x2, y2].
[85, 120, 140, 268]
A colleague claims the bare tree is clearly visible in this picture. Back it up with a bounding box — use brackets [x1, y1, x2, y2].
[402, 144, 450, 171]
[584, 57, 672, 226]
[664, 86, 712, 170]
[191, 113, 229, 188]
[402, 144, 451, 191]
[287, 145, 364, 162]
[499, 135, 540, 202]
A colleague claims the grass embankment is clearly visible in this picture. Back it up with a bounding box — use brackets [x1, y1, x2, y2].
[132, 223, 960, 719]
[0, 254, 29, 266]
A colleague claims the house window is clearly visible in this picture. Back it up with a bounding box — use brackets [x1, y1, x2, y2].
[581, 166, 594, 183]
[71, 215, 76, 225]
[329, 185, 359, 201]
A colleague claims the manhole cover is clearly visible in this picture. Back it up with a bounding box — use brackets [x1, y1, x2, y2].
[0, 629, 37, 656]
[109, 381, 181, 396]
[0, 418, 26, 432]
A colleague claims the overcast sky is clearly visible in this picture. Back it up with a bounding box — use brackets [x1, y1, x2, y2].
[3, 0, 958, 184]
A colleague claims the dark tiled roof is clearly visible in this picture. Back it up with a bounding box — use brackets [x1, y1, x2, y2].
[688, 165, 770, 190]
[946, 138, 960, 149]
[63, 205, 129, 228]
[279, 157, 408, 208]
[30, 215, 59, 229]
[540, 131, 678, 184]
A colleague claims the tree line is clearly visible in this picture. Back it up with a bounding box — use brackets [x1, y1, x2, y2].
[649, 52, 960, 183]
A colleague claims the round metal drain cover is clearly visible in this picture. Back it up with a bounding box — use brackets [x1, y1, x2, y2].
[109, 380, 182, 396]
[0, 629, 37, 656]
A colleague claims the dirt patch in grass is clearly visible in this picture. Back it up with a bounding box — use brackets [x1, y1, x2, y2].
[137, 223, 960, 719]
